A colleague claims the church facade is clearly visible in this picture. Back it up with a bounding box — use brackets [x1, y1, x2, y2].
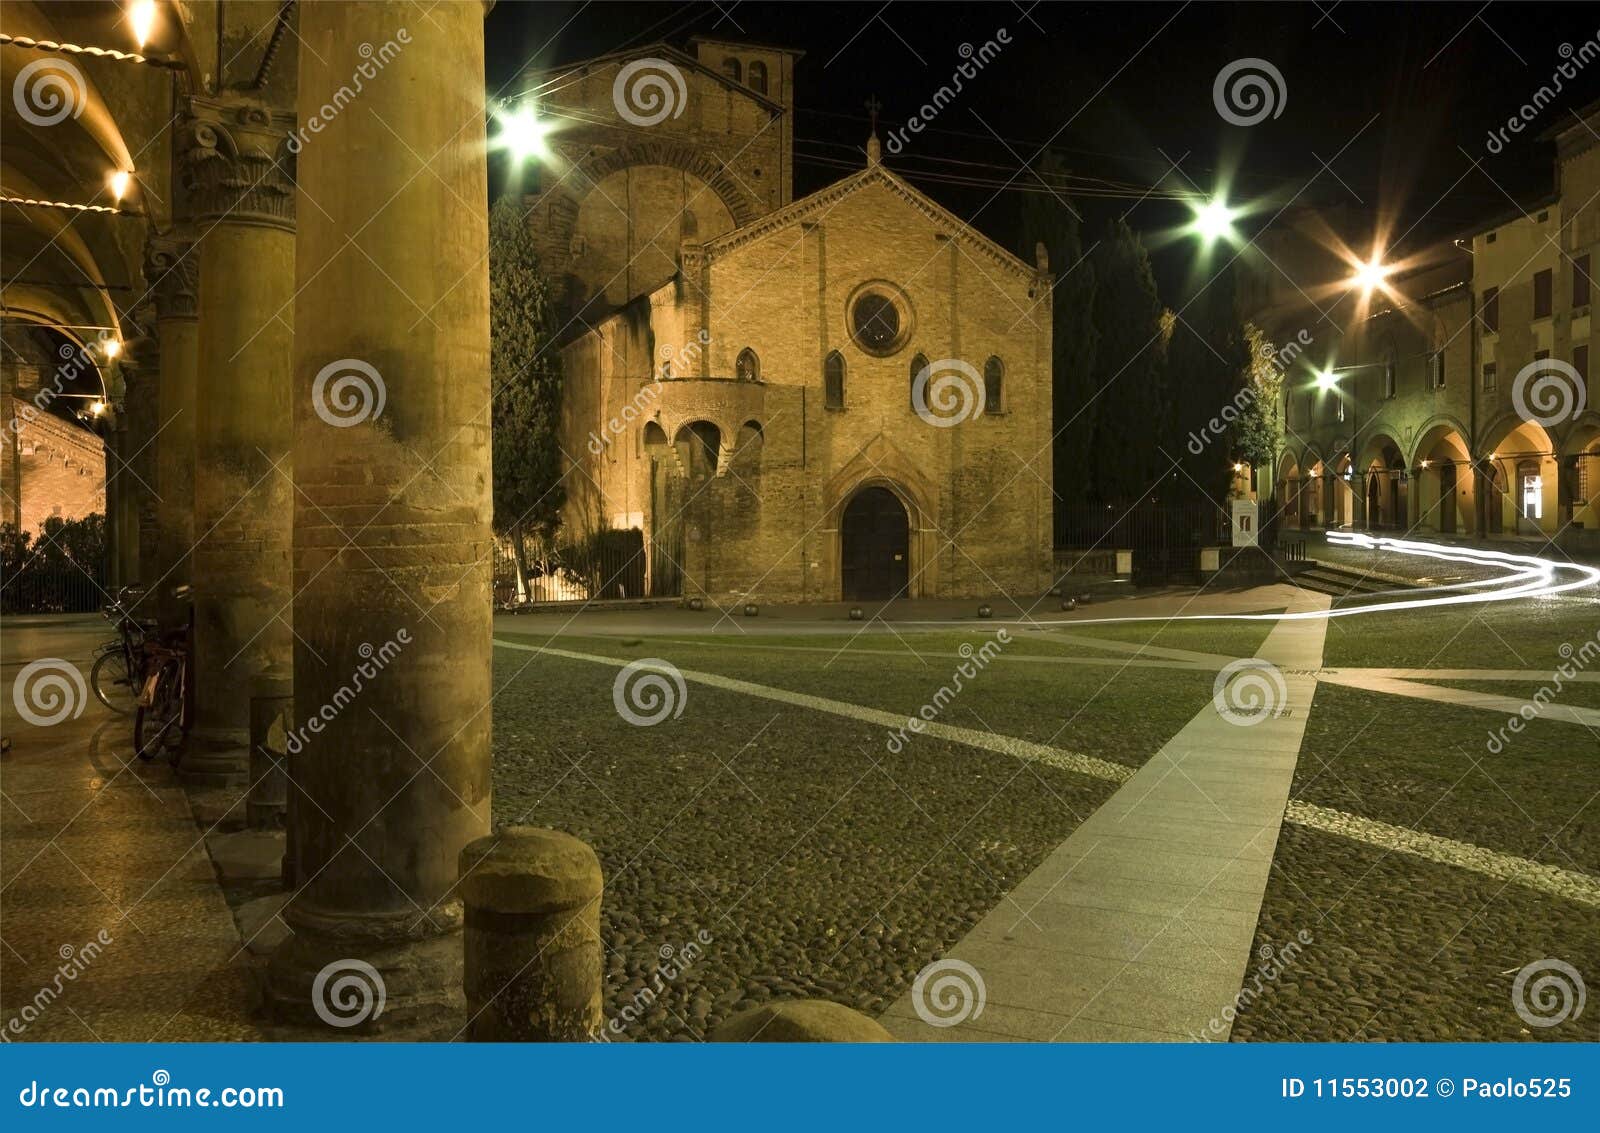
[528, 38, 1053, 602]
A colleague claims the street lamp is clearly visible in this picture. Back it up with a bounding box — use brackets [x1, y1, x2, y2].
[1189, 196, 1238, 247]
[492, 102, 553, 165]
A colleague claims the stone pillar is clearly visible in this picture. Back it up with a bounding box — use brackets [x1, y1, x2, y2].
[109, 413, 141, 589]
[182, 96, 296, 783]
[459, 828, 603, 1041]
[144, 236, 201, 622]
[121, 357, 161, 600]
[270, 2, 493, 1029]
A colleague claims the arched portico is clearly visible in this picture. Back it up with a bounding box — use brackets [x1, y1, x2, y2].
[1481, 413, 1558, 536]
[1357, 432, 1407, 530]
[1411, 417, 1473, 536]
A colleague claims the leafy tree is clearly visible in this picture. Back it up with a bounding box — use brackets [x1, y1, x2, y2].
[1167, 259, 1251, 505]
[1017, 152, 1097, 539]
[489, 195, 565, 591]
[1086, 219, 1165, 504]
[1234, 322, 1285, 476]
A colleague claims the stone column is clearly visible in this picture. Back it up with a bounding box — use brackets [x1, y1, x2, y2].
[182, 96, 296, 783]
[144, 236, 201, 620]
[270, 2, 492, 1030]
[121, 356, 161, 596]
[109, 412, 141, 589]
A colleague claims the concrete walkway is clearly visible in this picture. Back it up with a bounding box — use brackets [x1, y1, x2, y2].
[0, 618, 261, 1041]
[881, 590, 1332, 1042]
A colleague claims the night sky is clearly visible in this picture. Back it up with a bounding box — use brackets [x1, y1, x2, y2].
[483, 1, 1600, 299]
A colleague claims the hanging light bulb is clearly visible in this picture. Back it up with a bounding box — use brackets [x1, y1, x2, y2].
[128, 0, 159, 49]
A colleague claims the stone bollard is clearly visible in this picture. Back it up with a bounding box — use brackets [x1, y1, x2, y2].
[459, 826, 603, 1041]
[709, 999, 893, 1042]
[247, 662, 292, 833]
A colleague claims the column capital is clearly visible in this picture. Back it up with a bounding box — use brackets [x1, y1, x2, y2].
[182, 95, 296, 230]
[143, 234, 201, 322]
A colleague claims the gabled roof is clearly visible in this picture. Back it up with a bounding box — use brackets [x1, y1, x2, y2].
[699, 161, 1043, 281]
[516, 41, 786, 115]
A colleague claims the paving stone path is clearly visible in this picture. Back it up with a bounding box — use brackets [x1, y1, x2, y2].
[878, 590, 1332, 1041]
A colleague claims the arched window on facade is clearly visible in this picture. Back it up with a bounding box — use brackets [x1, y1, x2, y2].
[736, 348, 760, 382]
[824, 351, 845, 409]
[723, 57, 742, 83]
[748, 61, 768, 94]
[909, 352, 929, 412]
[983, 356, 1004, 414]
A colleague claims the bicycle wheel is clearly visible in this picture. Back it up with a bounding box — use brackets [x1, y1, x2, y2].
[133, 661, 180, 762]
[90, 649, 137, 715]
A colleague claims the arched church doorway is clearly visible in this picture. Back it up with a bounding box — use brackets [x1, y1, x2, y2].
[841, 487, 909, 600]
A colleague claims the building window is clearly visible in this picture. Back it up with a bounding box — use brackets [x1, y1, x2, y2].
[1383, 357, 1397, 399]
[909, 352, 928, 412]
[1575, 254, 1592, 308]
[1482, 286, 1499, 332]
[1305, 392, 1314, 425]
[983, 356, 1004, 414]
[1430, 349, 1445, 388]
[722, 57, 742, 82]
[736, 347, 760, 382]
[1336, 395, 1345, 423]
[849, 288, 908, 355]
[1575, 344, 1590, 382]
[1535, 349, 1550, 362]
[1483, 362, 1498, 390]
[1534, 268, 1553, 319]
[824, 351, 845, 409]
[748, 61, 768, 95]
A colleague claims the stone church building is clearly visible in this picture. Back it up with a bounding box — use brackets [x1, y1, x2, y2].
[526, 38, 1053, 602]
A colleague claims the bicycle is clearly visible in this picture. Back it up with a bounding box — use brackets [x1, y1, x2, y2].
[133, 585, 193, 763]
[89, 585, 152, 715]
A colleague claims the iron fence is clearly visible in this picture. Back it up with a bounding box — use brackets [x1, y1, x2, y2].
[494, 527, 683, 606]
[1, 565, 107, 614]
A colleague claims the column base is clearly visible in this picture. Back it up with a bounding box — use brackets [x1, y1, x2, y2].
[180, 739, 250, 787]
[267, 902, 466, 1035]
